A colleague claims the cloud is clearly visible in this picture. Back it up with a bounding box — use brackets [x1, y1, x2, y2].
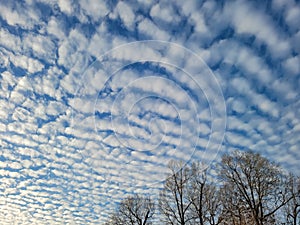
[0, 28, 22, 53]
[0, 0, 299, 224]
[8, 53, 44, 74]
[283, 56, 300, 76]
[57, 0, 74, 15]
[226, 0, 292, 59]
[79, 0, 109, 22]
[0, 3, 31, 28]
[138, 18, 170, 40]
[114, 1, 136, 30]
[284, 1, 300, 32]
[150, 2, 181, 24]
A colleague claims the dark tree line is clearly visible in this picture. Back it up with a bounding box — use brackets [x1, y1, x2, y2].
[105, 194, 155, 225]
[105, 151, 300, 225]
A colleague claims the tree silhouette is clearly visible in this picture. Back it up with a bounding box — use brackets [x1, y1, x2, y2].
[158, 160, 193, 225]
[158, 161, 223, 225]
[106, 194, 155, 225]
[219, 151, 292, 225]
[189, 162, 223, 225]
[105, 150, 299, 225]
[283, 174, 300, 225]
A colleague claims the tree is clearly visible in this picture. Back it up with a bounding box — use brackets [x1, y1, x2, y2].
[283, 174, 300, 225]
[106, 194, 155, 225]
[219, 150, 292, 225]
[105, 151, 299, 225]
[158, 160, 193, 225]
[219, 182, 254, 225]
[189, 162, 223, 225]
[159, 161, 222, 225]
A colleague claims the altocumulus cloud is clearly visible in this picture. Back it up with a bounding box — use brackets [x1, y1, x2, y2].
[0, 0, 299, 224]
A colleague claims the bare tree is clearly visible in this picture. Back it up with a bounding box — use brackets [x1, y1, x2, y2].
[189, 163, 223, 225]
[283, 174, 300, 225]
[219, 151, 292, 225]
[158, 160, 193, 225]
[106, 194, 155, 225]
[159, 161, 223, 225]
[219, 183, 254, 225]
[105, 152, 300, 225]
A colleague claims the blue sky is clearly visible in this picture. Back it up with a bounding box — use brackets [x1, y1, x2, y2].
[0, 0, 300, 224]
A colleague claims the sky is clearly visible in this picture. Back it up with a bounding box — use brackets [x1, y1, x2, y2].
[0, 0, 300, 224]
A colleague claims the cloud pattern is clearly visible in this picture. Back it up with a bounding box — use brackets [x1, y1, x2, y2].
[0, 0, 300, 223]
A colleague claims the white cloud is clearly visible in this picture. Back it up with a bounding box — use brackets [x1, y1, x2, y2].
[283, 56, 300, 76]
[69, 97, 95, 114]
[227, 0, 292, 59]
[0, 4, 29, 28]
[0, 99, 10, 120]
[271, 78, 298, 101]
[46, 16, 66, 40]
[230, 77, 280, 118]
[9, 54, 44, 74]
[138, 18, 170, 40]
[79, 0, 109, 22]
[57, 0, 74, 15]
[46, 101, 67, 116]
[189, 11, 208, 33]
[0, 28, 22, 52]
[229, 97, 247, 114]
[285, 3, 300, 32]
[23, 34, 56, 62]
[115, 1, 135, 30]
[150, 3, 180, 24]
[0, 0, 299, 224]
